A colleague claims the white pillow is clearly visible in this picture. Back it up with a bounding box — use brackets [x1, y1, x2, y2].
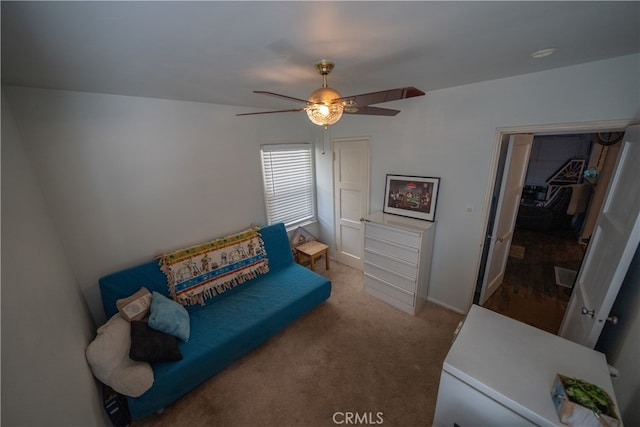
[85, 314, 154, 397]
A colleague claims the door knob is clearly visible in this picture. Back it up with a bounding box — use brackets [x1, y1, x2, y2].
[606, 316, 618, 325]
[581, 307, 595, 318]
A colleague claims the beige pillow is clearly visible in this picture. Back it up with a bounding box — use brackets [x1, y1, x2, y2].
[116, 287, 152, 321]
[85, 314, 154, 397]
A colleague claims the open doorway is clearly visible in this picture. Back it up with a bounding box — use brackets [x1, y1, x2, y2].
[474, 125, 625, 334]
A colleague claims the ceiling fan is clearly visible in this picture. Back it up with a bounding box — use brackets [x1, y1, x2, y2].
[237, 60, 425, 128]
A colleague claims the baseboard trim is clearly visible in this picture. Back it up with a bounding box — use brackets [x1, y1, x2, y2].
[427, 296, 467, 315]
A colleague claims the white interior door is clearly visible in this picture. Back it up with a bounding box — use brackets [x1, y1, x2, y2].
[333, 137, 370, 271]
[480, 134, 534, 304]
[559, 125, 640, 348]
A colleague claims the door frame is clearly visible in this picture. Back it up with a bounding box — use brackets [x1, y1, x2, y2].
[472, 119, 634, 309]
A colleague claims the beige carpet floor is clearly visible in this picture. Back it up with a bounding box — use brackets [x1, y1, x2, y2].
[132, 261, 463, 427]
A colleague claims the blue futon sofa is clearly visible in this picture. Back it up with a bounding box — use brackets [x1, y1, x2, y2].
[98, 223, 332, 420]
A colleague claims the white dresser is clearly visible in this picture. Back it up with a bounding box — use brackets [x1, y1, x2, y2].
[363, 211, 435, 315]
[433, 305, 621, 427]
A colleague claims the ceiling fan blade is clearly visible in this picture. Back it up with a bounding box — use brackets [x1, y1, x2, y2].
[236, 108, 304, 116]
[344, 106, 400, 116]
[253, 91, 309, 104]
[336, 86, 425, 108]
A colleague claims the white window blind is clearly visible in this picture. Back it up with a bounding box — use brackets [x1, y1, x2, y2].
[260, 143, 316, 228]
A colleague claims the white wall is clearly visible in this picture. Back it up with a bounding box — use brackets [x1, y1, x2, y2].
[1, 93, 108, 425]
[4, 87, 312, 324]
[316, 54, 640, 313]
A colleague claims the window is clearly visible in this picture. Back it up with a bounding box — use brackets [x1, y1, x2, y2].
[260, 143, 316, 229]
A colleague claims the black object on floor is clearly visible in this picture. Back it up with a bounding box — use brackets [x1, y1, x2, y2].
[103, 384, 131, 427]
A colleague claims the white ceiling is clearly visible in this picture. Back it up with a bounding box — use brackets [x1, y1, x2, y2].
[2, 1, 639, 112]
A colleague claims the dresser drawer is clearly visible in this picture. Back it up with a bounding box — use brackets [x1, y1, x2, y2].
[364, 249, 418, 279]
[364, 262, 417, 293]
[364, 274, 415, 307]
[365, 236, 419, 264]
[365, 222, 421, 249]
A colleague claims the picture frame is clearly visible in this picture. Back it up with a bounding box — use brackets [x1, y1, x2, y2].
[289, 226, 317, 248]
[383, 174, 440, 221]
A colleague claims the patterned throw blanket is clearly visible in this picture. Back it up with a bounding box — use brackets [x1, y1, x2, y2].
[158, 227, 269, 306]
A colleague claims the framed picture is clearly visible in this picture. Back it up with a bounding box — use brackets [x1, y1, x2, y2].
[290, 226, 317, 248]
[383, 174, 440, 221]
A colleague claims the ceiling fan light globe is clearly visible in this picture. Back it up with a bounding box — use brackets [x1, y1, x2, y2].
[306, 86, 343, 126]
[306, 104, 343, 127]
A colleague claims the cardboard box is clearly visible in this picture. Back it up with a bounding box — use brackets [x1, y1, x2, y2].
[551, 374, 620, 427]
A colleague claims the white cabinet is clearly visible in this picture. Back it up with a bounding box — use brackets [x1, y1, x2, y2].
[363, 211, 435, 315]
[433, 305, 621, 427]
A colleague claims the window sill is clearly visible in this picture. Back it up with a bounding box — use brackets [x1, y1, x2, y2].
[285, 219, 317, 233]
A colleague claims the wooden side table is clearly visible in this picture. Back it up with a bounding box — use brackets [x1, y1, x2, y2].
[295, 241, 330, 271]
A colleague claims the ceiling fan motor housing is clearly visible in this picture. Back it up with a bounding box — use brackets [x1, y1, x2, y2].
[316, 61, 335, 76]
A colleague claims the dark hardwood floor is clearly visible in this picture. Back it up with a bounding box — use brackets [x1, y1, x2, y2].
[483, 226, 586, 334]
